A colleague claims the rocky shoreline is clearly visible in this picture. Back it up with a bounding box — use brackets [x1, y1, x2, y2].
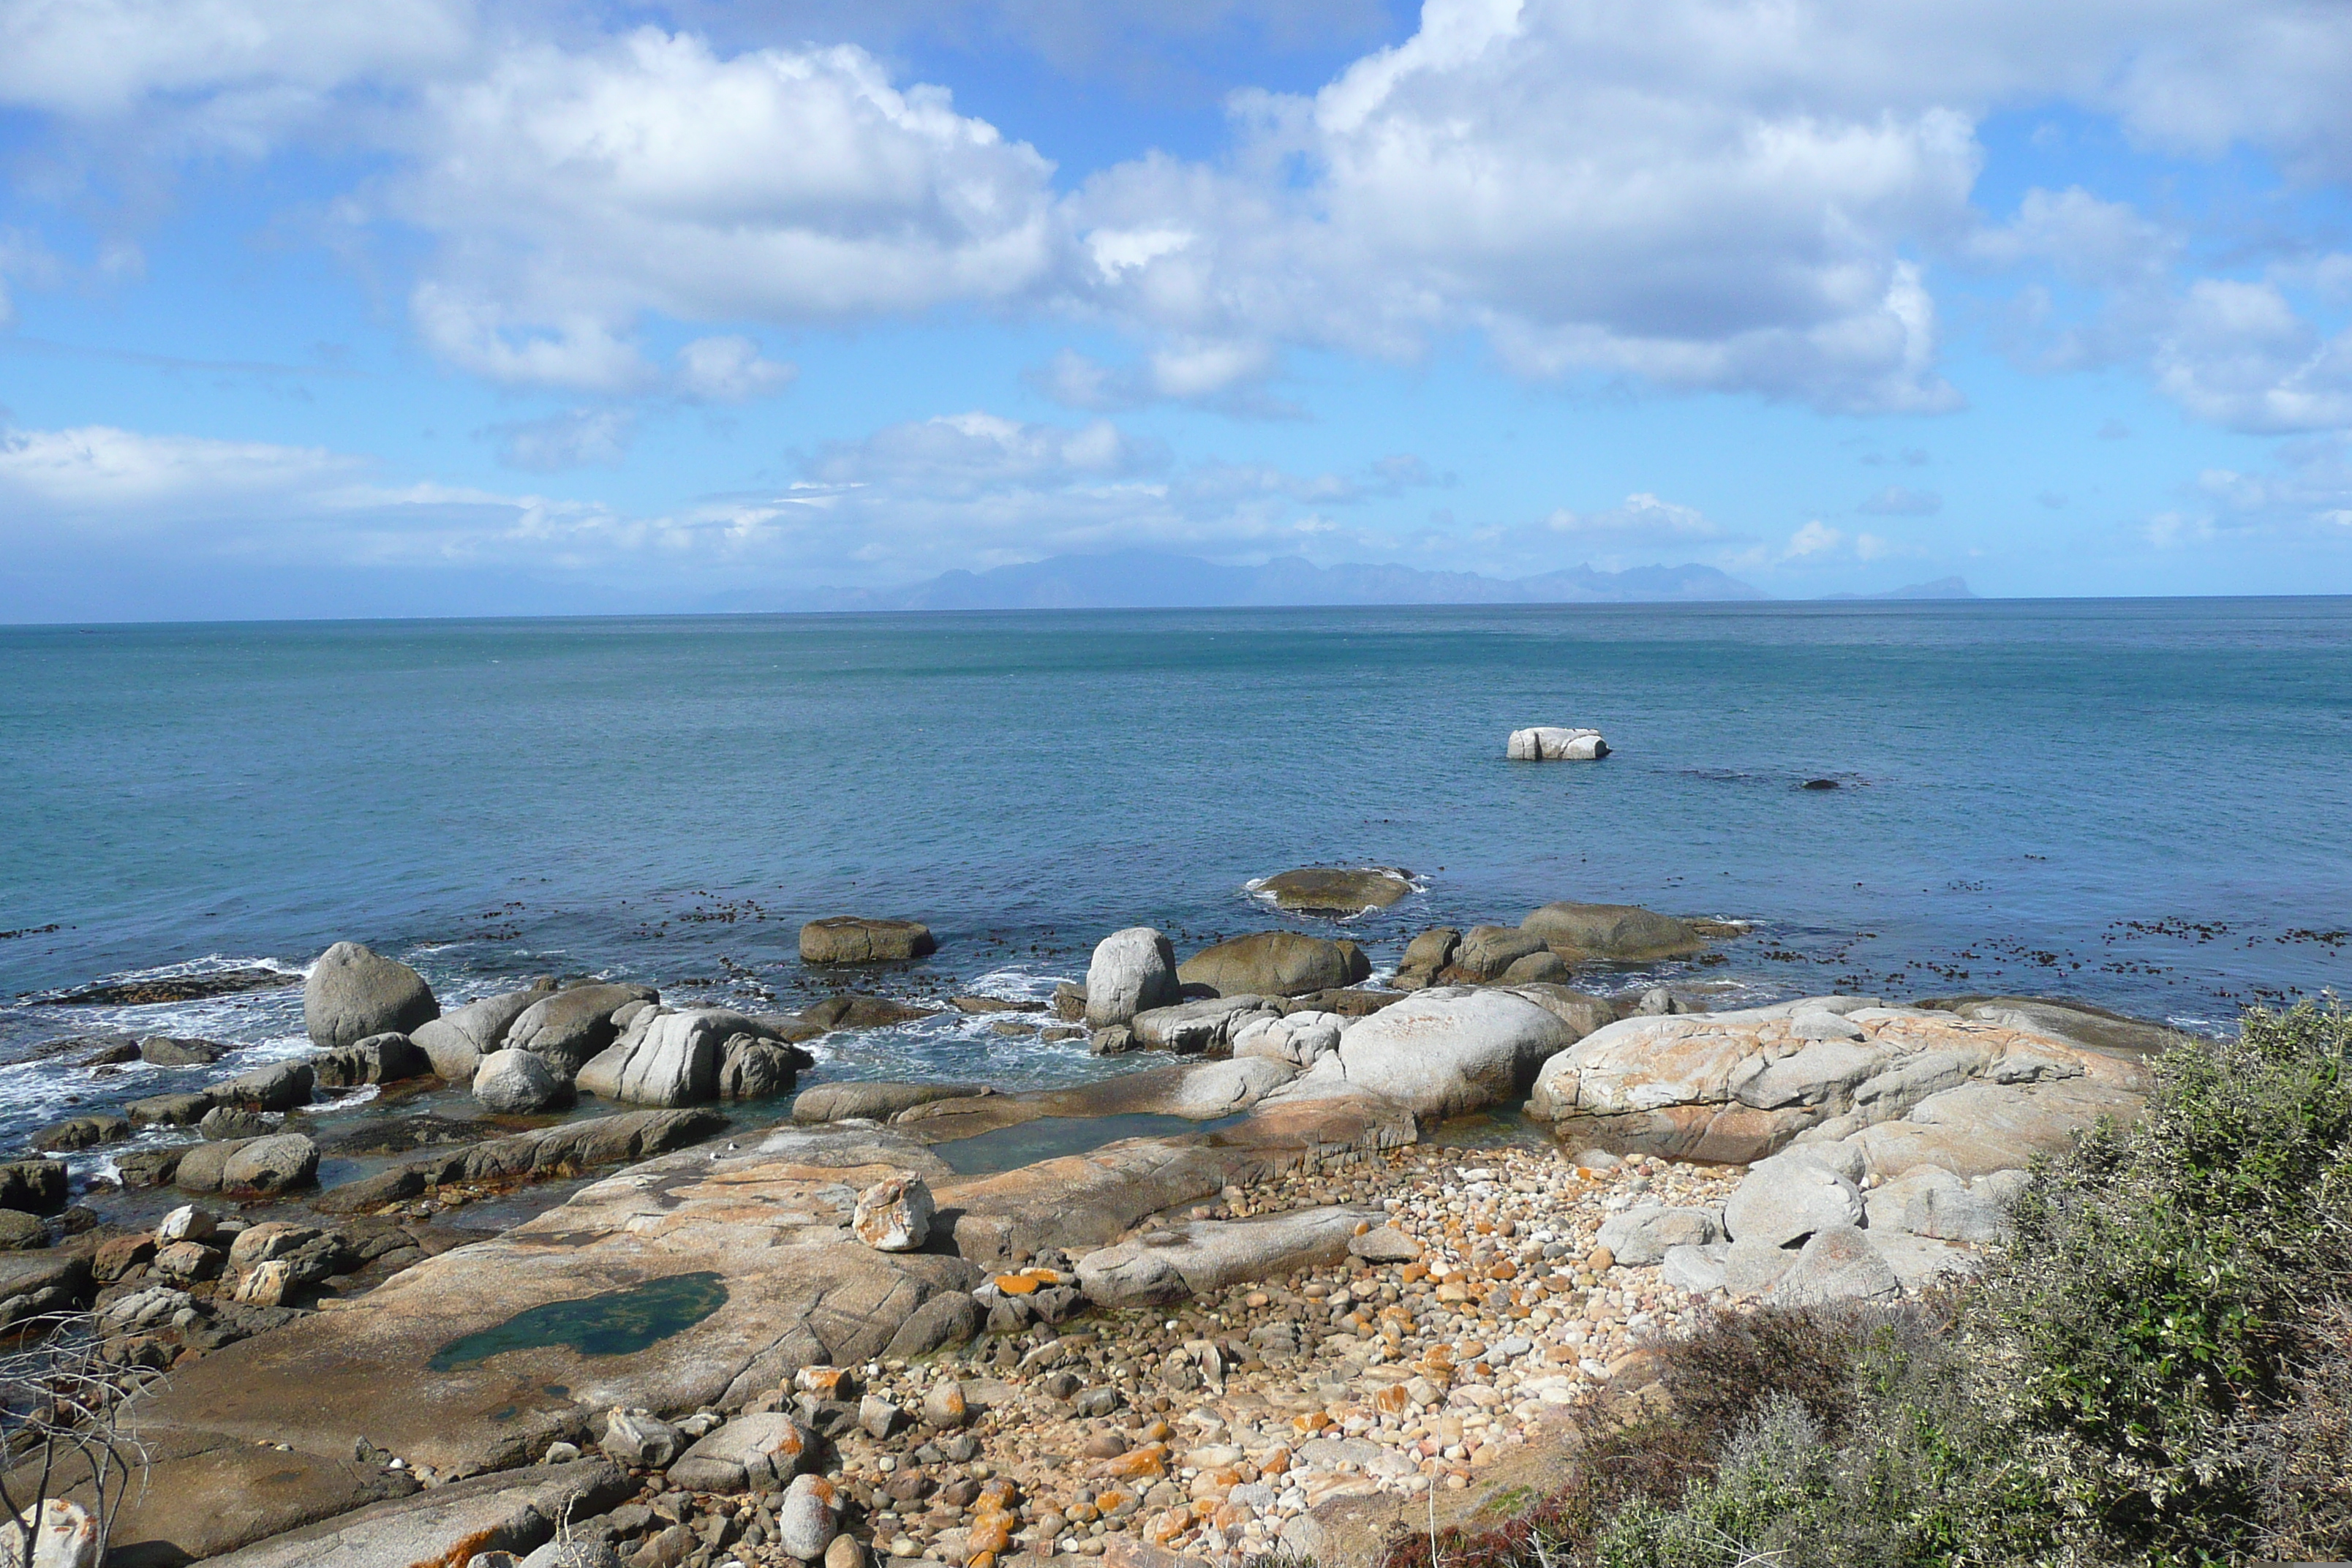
[0, 891, 2190, 1567]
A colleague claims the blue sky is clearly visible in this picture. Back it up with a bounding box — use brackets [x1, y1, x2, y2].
[2, 0, 2350, 619]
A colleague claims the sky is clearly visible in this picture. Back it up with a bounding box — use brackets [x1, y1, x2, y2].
[2, 0, 2351, 619]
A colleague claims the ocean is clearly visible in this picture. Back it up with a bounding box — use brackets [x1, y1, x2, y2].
[2, 597, 2346, 1159]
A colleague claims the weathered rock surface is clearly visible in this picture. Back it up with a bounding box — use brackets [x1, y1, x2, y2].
[213, 1060, 314, 1113]
[313, 1030, 431, 1088]
[1253, 867, 1414, 915]
[1392, 928, 1460, 991]
[793, 1082, 990, 1124]
[506, 984, 660, 1075]
[1231, 1011, 1344, 1067]
[883, 1291, 984, 1360]
[800, 918, 936, 965]
[1915, 995, 2190, 1058]
[1722, 1149, 1863, 1248]
[575, 1009, 730, 1106]
[668, 1413, 814, 1493]
[1506, 726, 1608, 760]
[852, 1173, 935, 1251]
[1596, 1204, 1722, 1266]
[1130, 995, 1282, 1054]
[475, 1048, 573, 1114]
[717, 1035, 807, 1100]
[1528, 998, 2148, 1169]
[1085, 928, 1181, 1027]
[138, 1123, 984, 1493]
[1442, 925, 1549, 982]
[195, 1459, 631, 1568]
[219, 1134, 320, 1196]
[1314, 987, 1574, 1119]
[412, 983, 555, 1079]
[304, 941, 438, 1049]
[0, 1250, 88, 1328]
[801, 995, 940, 1030]
[1519, 902, 1706, 962]
[1177, 933, 1370, 998]
[1078, 1206, 1385, 1306]
[29, 1115, 127, 1154]
[1763, 1224, 1901, 1306]
[139, 1035, 226, 1066]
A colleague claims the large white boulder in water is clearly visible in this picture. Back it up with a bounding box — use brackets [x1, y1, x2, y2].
[474, 1048, 572, 1115]
[303, 942, 437, 1049]
[1507, 726, 1608, 761]
[1084, 927, 1179, 1027]
[1328, 986, 1575, 1118]
[411, 982, 554, 1079]
[576, 1009, 727, 1107]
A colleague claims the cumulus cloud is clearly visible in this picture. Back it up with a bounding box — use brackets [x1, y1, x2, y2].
[0, 423, 361, 515]
[674, 336, 796, 402]
[1026, 342, 1296, 416]
[1542, 493, 1723, 545]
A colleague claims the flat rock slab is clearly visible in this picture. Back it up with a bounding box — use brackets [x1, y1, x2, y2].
[1079, 1205, 1385, 1305]
[139, 1123, 978, 1488]
[204, 1458, 631, 1568]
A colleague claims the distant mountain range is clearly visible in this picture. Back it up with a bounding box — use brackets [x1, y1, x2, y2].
[782, 551, 1768, 611]
[1823, 576, 1977, 600]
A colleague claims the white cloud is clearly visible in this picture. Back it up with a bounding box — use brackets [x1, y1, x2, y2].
[1784, 519, 1846, 559]
[1542, 493, 1722, 544]
[0, 423, 359, 513]
[483, 408, 636, 472]
[674, 336, 796, 402]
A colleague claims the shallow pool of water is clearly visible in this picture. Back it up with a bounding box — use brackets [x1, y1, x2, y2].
[426, 1270, 729, 1370]
[932, 1112, 1247, 1175]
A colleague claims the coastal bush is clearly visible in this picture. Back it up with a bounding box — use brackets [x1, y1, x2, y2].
[1380, 999, 2352, 1568]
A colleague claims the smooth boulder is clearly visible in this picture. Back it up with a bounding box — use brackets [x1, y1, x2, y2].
[220, 1134, 320, 1196]
[1445, 925, 1548, 981]
[1326, 986, 1573, 1118]
[1254, 867, 1412, 915]
[314, 1032, 431, 1089]
[1506, 726, 1607, 760]
[304, 942, 438, 1049]
[1763, 1225, 1901, 1306]
[1177, 932, 1370, 998]
[1723, 1149, 1865, 1248]
[1597, 1205, 1723, 1267]
[575, 1010, 728, 1107]
[213, 1060, 314, 1113]
[475, 1049, 573, 1115]
[412, 983, 557, 1079]
[506, 984, 659, 1076]
[851, 1175, 934, 1252]
[1520, 902, 1705, 962]
[1084, 928, 1180, 1027]
[800, 919, 936, 965]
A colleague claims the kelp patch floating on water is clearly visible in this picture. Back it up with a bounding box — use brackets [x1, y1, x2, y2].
[426, 1271, 728, 1371]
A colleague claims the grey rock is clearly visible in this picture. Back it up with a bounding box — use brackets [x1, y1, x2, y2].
[0, 1211, 48, 1251]
[1084, 927, 1180, 1028]
[1499, 950, 1575, 984]
[139, 1036, 226, 1066]
[314, 1031, 431, 1088]
[1078, 1206, 1383, 1306]
[413, 984, 557, 1079]
[1506, 725, 1608, 761]
[576, 1009, 730, 1107]
[1721, 1236, 1801, 1294]
[1129, 995, 1280, 1054]
[198, 1460, 630, 1568]
[1231, 1011, 1344, 1067]
[858, 1395, 902, 1439]
[304, 941, 440, 1049]
[792, 1082, 987, 1123]
[1660, 1242, 1729, 1293]
[127, 1092, 215, 1127]
[1723, 1149, 1865, 1248]
[882, 1291, 983, 1359]
[506, 984, 660, 1075]
[219, 1134, 319, 1195]
[717, 1036, 804, 1100]
[0, 1161, 66, 1217]
[0, 1250, 91, 1329]
[198, 1105, 272, 1142]
[799, 918, 935, 965]
[1176, 932, 1370, 998]
[475, 1049, 573, 1115]
[29, 1115, 129, 1153]
[1447, 924, 1548, 981]
[1089, 1025, 1138, 1056]
[1346, 1226, 1420, 1262]
[519, 1541, 623, 1568]
[598, 1409, 682, 1469]
[774, 1473, 839, 1560]
[1328, 986, 1573, 1118]
[1597, 1204, 1723, 1267]
[668, 1413, 813, 1492]
[1763, 1225, 1901, 1306]
[213, 1060, 314, 1113]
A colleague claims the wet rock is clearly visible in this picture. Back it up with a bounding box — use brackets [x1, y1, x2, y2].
[221, 1134, 320, 1196]
[199, 1106, 271, 1142]
[413, 983, 557, 1079]
[310, 1167, 427, 1215]
[717, 1036, 807, 1100]
[1051, 982, 1088, 1022]
[1519, 902, 1705, 962]
[1255, 866, 1414, 915]
[799, 918, 936, 965]
[127, 1093, 214, 1128]
[139, 1036, 226, 1066]
[314, 1031, 431, 1088]
[792, 1082, 989, 1123]
[213, 1060, 314, 1113]
[853, 1173, 935, 1251]
[801, 995, 939, 1030]
[1507, 725, 1607, 760]
[0, 1211, 48, 1251]
[30, 1114, 129, 1153]
[1086, 928, 1181, 1028]
[0, 1251, 91, 1329]
[1178, 932, 1370, 998]
[304, 941, 440, 1049]
[475, 1049, 573, 1115]
[0, 1160, 67, 1217]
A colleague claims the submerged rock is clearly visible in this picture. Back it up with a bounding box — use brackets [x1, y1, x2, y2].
[1254, 867, 1414, 915]
[304, 941, 439, 1049]
[800, 917, 936, 964]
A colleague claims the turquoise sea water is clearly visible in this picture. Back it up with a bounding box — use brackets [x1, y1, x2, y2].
[1, 598, 2347, 1152]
